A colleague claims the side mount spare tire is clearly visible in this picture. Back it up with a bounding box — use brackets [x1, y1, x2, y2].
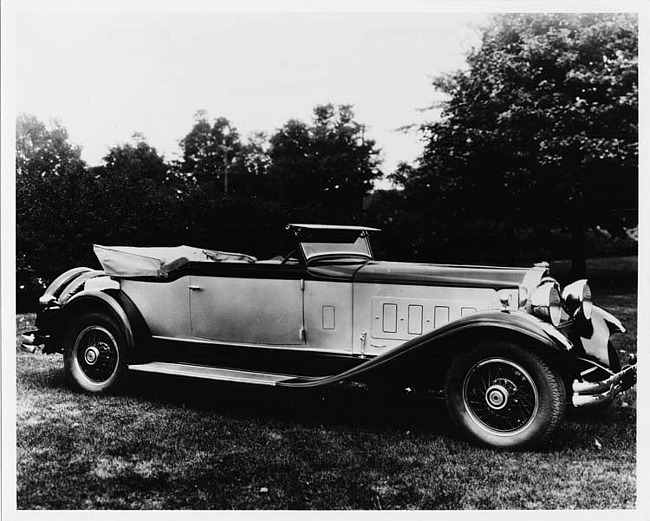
[63, 312, 127, 393]
[445, 341, 566, 450]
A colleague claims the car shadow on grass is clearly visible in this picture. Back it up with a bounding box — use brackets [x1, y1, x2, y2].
[116, 373, 638, 454]
[123, 372, 455, 435]
[17, 351, 451, 437]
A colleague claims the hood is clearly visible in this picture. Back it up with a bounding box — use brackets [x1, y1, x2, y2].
[354, 261, 545, 290]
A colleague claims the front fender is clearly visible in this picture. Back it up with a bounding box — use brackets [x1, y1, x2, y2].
[572, 306, 624, 368]
[279, 310, 573, 388]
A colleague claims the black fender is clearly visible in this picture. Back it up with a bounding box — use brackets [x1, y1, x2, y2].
[55, 289, 151, 359]
[278, 310, 574, 389]
[40, 267, 93, 304]
[570, 306, 625, 369]
[58, 270, 106, 305]
[63, 290, 135, 350]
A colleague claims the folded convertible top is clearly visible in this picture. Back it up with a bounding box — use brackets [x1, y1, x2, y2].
[93, 245, 256, 278]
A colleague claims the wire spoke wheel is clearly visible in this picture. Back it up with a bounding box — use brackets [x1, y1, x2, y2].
[64, 312, 127, 393]
[463, 358, 539, 435]
[446, 342, 566, 450]
[74, 325, 120, 383]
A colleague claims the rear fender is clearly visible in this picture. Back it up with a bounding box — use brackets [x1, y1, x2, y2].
[58, 270, 106, 305]
[40, 267, 93, 304]
[59, 291, 136, 355]
[104, 288, 152, 355]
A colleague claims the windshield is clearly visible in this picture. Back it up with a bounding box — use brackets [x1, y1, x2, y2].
[299, 233, 372, 261]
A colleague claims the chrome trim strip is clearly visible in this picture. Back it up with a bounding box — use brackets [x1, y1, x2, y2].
[150, 335, 358, 357]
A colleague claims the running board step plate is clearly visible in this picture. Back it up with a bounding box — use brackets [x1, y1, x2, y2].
[127, 361, 300, 386]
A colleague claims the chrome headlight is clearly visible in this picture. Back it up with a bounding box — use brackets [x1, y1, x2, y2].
[561, 279, 592, 320]
[530, 280, 562, 327]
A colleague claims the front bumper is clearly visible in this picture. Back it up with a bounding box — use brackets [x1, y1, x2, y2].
[572, 363, 637, 407]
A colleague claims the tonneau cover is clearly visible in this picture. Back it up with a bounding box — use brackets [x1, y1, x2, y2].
[93, 245, 256, 278]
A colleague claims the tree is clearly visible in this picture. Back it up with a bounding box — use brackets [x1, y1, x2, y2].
[225, 131, 272, 198]
[178, 111, 242, 197]
[16, 114, 93, 303]
[90, 135, 178, 244]
[268, 104, 382, 214]
[404, 13, 637, 275]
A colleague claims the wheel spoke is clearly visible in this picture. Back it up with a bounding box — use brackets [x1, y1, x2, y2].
[74, 326, 119, 383]
[463, 357, 539, 435]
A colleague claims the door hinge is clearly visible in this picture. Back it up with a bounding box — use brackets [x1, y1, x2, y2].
[299, 327, 306, 341]
[300, 279, 305, 291]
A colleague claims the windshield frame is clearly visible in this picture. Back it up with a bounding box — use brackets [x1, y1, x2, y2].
[288, 225, 376, 263]
[299, 234, 373, 262]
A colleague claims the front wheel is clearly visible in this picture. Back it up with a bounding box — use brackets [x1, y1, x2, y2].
[445, 342, 566, 450]
[63, 312, 127, 393]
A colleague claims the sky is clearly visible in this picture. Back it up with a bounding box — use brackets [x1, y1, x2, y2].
[16, 10, 489, 183]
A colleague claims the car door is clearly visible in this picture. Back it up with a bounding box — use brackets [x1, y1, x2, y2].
[189, 264, 306, 346]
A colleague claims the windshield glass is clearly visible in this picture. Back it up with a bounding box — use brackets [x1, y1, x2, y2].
[299, 233, 372, 261]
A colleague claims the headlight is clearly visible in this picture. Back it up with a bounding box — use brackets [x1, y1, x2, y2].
[530, 281, 562, 326]
[562, 279, 592, 320]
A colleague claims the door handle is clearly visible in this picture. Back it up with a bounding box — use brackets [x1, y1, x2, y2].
[189, 285, 203, 291]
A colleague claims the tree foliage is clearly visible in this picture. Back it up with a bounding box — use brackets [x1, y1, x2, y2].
[403, 13, 638, 273]
[16, 114, 91, 292]
[179, 111, 242, 197]
[268, 104, 382, 214]
[90, 136, 179, 244]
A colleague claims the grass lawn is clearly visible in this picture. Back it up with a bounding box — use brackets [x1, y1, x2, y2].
[14, 259, 637, 510]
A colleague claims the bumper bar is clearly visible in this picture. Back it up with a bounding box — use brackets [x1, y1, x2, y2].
[572, 363, 637, 407]
[20, 330, 47, 353]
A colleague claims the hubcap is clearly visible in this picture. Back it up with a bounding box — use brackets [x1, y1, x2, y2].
[73, 325, 119, 383]
[84, 346, 100, 365]
[462, 357, 539, 436]
[485, 384, 508, 410]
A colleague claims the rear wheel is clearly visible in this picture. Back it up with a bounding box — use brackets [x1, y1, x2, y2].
[64, 312, 127, 393]
[445, 341, 566, 450]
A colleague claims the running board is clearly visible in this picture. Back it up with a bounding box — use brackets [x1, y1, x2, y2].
[127, 361, 304, 386]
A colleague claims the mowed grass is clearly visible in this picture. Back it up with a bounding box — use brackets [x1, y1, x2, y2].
[15, 258, 637, 510]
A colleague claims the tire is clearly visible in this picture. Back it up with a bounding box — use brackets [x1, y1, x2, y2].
[63, 312, 127, 393]
[445, 341, 566, 450]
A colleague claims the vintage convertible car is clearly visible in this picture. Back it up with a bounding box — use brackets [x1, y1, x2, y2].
[22, 224, 636, 449]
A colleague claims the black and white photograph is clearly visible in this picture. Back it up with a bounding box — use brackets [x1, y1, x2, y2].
[1, 0, 645, 515]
